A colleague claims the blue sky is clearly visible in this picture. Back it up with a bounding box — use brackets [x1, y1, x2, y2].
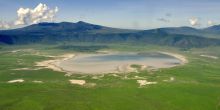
[0, 0, 220, 29]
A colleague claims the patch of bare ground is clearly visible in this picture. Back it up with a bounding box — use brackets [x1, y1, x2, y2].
[92, 74, 104, 79]
[69, 79, 86, 85]
[163, 77, 175, 82]
[69, 79, 96, 87]
[12, 68, 42, 71]
[7, 79, 24, 83]
[200, 54, 219, 59]
[32, 80, 43, 83]
[137, 80, 157, 87]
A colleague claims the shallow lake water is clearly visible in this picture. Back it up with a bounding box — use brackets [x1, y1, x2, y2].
[58, 52, 181, 74]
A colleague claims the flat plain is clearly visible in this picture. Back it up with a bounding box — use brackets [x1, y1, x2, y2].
[0, 44, 220, 110]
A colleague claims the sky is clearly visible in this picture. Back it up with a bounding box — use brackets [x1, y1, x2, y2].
[0, 0, 220, 29]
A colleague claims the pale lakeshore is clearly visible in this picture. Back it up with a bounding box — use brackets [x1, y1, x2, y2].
[36, 54, 75, 73]
[36, 52, 187, 74]
[158, 51, 188, 64]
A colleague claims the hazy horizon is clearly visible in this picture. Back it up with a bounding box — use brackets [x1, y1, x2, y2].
[1, 0, 220, 29]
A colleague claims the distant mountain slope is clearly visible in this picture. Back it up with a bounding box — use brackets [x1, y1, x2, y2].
[152, 27, 201, 35]
[0, 21, 220, 48]
[150, 26, 220, 39]
[0, 21, 138, 35]
[203, 24, 220, 34]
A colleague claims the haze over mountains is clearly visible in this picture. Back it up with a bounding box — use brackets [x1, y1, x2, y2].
[0, 21, 220, 48]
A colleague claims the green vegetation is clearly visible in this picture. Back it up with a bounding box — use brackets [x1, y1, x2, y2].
[130, 64, 142, 70]
[1, 22, 220, 48]
[0, 44, 220, 110]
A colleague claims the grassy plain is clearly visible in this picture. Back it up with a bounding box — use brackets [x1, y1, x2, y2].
[0, 44, 220, 110]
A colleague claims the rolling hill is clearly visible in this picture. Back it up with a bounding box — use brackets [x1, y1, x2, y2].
[149, 25, 220, 39]
[0, 21, 220, 48]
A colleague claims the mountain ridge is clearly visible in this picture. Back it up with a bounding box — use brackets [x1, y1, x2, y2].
[0, 21, 220, 48]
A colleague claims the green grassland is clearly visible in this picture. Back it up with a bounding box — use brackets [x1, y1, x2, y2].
[0, 44, 220, 110]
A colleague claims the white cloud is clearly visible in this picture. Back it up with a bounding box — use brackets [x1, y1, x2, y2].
[0, 3, 58, 29]
[207, 20, 214, 26]
[15, 3, 58, 25]
[189, 17, 200, 26]
[0, 21, 11, 29]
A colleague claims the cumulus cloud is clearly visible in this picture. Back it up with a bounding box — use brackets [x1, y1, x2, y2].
[0, 21, 11, 29]
[157, 18, 170, 23]
[207, 20, 214, 26]
[0, 3, 58, 29]
[189, 17, 200, 26]
[15, 3, 58, 25]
